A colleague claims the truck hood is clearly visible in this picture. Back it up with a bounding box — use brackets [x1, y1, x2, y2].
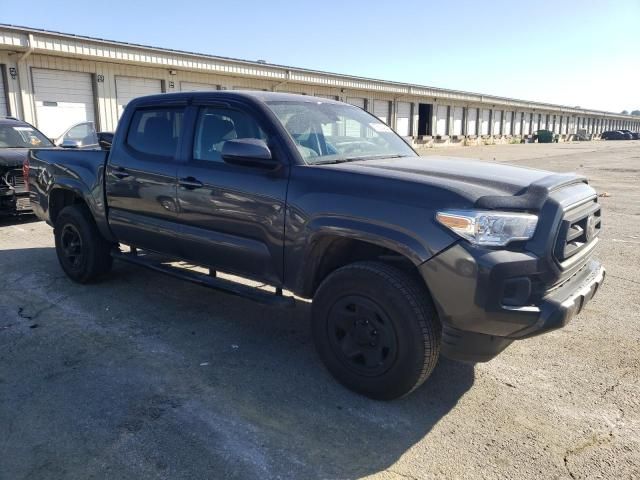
[0, 149, 29, 168]
[326, 155, 586, 209]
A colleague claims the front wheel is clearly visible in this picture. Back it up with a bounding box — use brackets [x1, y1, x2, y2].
[54, 204, 113, 283]
[312, 261, 441, 400]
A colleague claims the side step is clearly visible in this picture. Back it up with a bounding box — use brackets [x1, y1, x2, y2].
[111, 250, 295, 308]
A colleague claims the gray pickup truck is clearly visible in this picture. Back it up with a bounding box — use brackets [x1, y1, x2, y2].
[26, 92, 605, 399]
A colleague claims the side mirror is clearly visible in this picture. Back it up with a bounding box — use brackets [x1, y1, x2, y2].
[97, 132, 114, 151]
[221, 139, 279, 169]
[60, 139, 81, 149]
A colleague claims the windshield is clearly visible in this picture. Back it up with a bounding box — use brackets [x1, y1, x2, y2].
[266, 100, 416, 164]
[0, 124, 53, 148]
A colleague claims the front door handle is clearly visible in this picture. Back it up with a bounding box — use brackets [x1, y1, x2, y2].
[179, 176, 204, 189]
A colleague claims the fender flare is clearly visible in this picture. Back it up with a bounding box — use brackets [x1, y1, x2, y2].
[293, 215, 437, 296]
[47, 178, 116, 242]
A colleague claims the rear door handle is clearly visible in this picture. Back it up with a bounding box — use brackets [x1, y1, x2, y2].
[112, 166, 130, 179]
[179, 177, 204, 189]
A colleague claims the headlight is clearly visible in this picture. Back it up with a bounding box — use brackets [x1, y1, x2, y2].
[436, 210, 538, 246]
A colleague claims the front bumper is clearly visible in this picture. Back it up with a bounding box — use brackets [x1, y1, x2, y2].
[420, 243, 605, 362]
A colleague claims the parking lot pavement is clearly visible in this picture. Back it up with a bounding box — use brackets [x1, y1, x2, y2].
[1, 140, 639, 480]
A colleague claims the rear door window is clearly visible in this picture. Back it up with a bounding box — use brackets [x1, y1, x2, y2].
[127, 108, 184, 158]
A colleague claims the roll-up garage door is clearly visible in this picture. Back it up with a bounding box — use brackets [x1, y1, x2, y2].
[345, 97, 365, 137]
[0, 68, 7, 116]
[346, 97, 365, 109]
[116, 76, 162, 118]
[523, 113, 531, 134]
[532, 114, 539, 132]
[396, 102, 411, 137]
[504, 112, 513, 135]
[467, 108, 478, 135]
[32, 69, 95, 139]
[480, 109, 490, 135]
[492, 110, 502, 135]
[436, 105, 448, 136]
[514, 112, 522, 135]
[181, 81, 218, 92]
[373, 100, 390, 124]
[452, 107, 463, 135]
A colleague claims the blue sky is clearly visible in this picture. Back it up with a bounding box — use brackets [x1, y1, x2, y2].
[2, 0, 639, 112]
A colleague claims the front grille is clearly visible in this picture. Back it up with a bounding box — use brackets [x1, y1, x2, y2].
[554, 198, 601, 263]
[3, 169, 27, 193]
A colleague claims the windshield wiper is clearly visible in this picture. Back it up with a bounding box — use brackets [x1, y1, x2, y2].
[342, 154, 411, 162]
[312, 154, 411, 165]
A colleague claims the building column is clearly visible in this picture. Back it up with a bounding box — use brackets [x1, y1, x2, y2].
[2, 59, 24, 119]
[462, 107, 468, 136]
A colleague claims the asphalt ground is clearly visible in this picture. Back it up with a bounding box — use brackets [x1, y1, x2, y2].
[1, 140, 638, 479]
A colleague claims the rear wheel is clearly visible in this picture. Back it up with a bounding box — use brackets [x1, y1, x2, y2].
[54, 204, 113, 283]
[312, 261, 441, 400]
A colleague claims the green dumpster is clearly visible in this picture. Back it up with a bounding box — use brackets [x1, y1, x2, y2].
[536, 129, 554, 143]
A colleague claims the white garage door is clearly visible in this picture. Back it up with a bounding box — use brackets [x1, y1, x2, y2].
[116, 76, 162, 118]
[493, 110, 502, 135]
[395, 102, 411, 137]
[181, 81, 218, 92]
[436, 105, 448, 136]
[32, 69, 95, 139]
[452, 107, 463, 135]
[523, 113, 531, 134]
[0, 68, 7, 116]
[480, 109, 490, 135]
[373, 100, 390, 124]
[532, 114, 539, 132]
[467, 108, 478, 135]
[346, 97, 365, 109]
[345, 97, 365, 137]
[514, 112, 522, 135]
[504, 111, 513, 135]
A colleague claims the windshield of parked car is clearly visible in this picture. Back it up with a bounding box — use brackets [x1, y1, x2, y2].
[266, 100, 416, 164]
[0, 124, 53, 148]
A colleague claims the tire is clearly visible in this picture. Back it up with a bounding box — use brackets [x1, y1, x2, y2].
[54, 204, 113, 283]
[312, 261, 441, 400]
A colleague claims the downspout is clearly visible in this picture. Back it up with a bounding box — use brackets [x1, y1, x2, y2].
[273, 70, 291, 91]
[19, 33, 35, 62]
[17, 34, 35, 123]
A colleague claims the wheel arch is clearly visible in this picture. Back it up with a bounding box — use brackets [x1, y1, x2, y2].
[48, 179, 116, 242]
[293, 220, 435, 298]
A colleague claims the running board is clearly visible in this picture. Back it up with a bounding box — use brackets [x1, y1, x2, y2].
[111, 250, 295, 308]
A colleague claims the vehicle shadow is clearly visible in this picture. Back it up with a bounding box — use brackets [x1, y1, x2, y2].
[0, 246, 475, 479]
[0, 213, 41, 227]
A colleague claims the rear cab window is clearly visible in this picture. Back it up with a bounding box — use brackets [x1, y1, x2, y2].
[127, 108, 184, 158]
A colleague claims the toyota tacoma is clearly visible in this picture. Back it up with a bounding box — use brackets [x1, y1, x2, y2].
[26, 92, 605, 399]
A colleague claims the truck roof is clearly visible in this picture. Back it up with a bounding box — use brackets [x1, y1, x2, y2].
[128, 90, 343, 108]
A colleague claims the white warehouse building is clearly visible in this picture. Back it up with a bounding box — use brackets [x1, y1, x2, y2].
[0, 24, 638, 144]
